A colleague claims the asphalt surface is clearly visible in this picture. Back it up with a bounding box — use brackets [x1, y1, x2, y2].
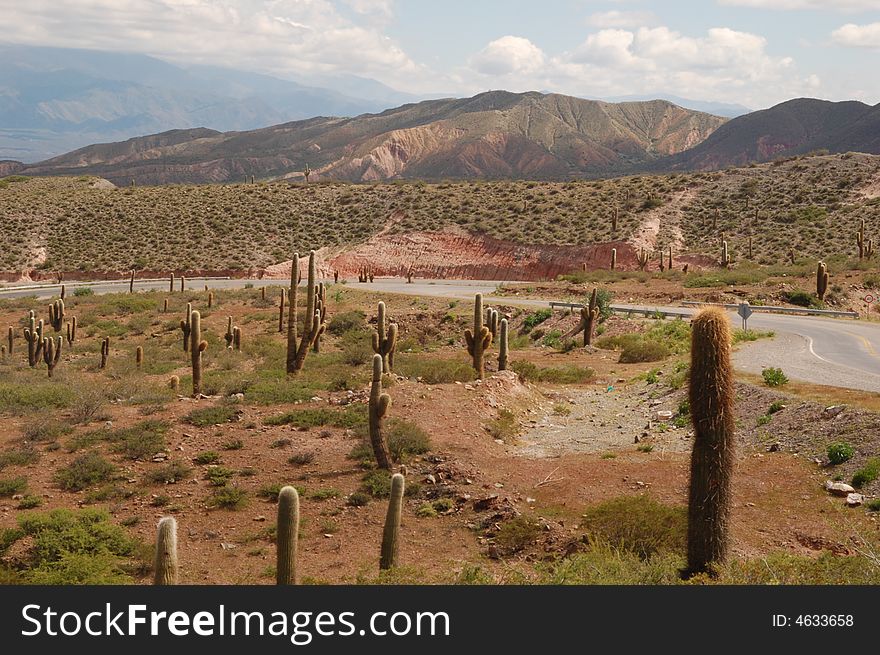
[3, 277, 880, 391]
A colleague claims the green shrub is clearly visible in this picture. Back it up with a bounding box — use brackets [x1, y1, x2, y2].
[328, 310, 366, 335]
[762, 367, 789, 387]
[521, 309, 552, 332]
[494, 516, 542, 553]
[184, 404, 238, 427]
[767, 401, 785, 414]
[205, 466, 235, 487]
[580, 495, 686, 559]
[147, 460, 191, 484]
[288, 451, 316, 466]
[619, 341, 670, 363]
[0, 476, 27, 496]
[394, 355, 476, 384]
[852, 458, 880, 488]
[347, 491, 370, 507]
[54, 453, 115, 491]
[510, 361, 595, 383]
[487, 409, 519, 442]
[0, 381, 74, 413]
[386, 419, 432, 460]
[0, 446, 39, 469]
[109, 421, 168, 460]
[194, 451, 221, 465]
[783, 290, 820, 308]
[827, 442, 855, 465]
[73, 286, 94, 297]
[207, 486, 248, 510]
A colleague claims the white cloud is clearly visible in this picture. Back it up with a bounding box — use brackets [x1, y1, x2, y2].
[586, 10, 657, 29]
[832, 22, 880, 47]
[719, 0, 880, 10]
[470, 36, 546, 76]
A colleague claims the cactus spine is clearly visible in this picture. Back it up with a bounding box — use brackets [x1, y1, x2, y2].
[136, 346, 143, 369]
[180, 303, 192, 352]
[380, 473, 405, 570]
[42, 336, 62, 377]
[65, 317, 77, 346]
[371, 301, 398, 373]
[581, 288, 600, 347]
[369, 354, 393, 470]
[100, 337, 110, 369]
[686, 308, 735, 577]
[276, 486, 300, 585]
[190, 310, 206, 397]
[465, 294, 492, 379]
[498, 318, 509, 371]
[153, 517, 179, 585]
[610, 248, 617, 270]
[48, 299, 64, 331]
[817, 261, 829, 301]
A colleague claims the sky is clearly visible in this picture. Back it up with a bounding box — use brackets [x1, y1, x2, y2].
[1, 0, 879, 109]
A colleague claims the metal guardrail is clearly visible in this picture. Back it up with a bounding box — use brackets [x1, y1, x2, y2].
[681, 300, 859, 319]
[549, 301, 693, 319]
[0, 276, 233, 293]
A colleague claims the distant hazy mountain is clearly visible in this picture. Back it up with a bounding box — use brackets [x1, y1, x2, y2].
[596, 94, 751, 118]
[0, 45, 418, 162]
[660, 98, 880, 170]
[15, 91, 726, 184]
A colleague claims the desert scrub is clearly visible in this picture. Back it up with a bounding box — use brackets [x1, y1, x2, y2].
[0, 508, 137, 584]
[0, 379, 74, 413]
[580, 496, 686, 559]
[487, 409, 519, 442]
[510, 361, 595, 383]
[852, 458, 880, 488]
[521, 309, 552, 332]
[0, 476, 27, 496]
[394, 354, 476, 384]
[207, 486, 248, 510]
[147, 461, 191, 484]
[184, 404, 239, 427]
[54, 452, 115, 491]
[194, 451, 222, 465]
[494, 515, 542, 554]
[761, 367, 789, 387]
[827, 442, 854, 465]
[264, 405, 367, 429]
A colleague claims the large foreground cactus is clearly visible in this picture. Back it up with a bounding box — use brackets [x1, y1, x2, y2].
[465, 293, 492, 379]
[153, 517, 179, 585]
[276, 486, 300, 585]
[379, 473, 405, 570]
[372, 301, 398, 373]
[685, 308, 735, 578]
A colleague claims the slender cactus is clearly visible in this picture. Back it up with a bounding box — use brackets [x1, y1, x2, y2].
[129, 270, 135, 293]
[208, 291, 214, 308]
[60, 284, 65, 300]
[610, 248, 617, 270]
[190, 310, 206, 397]
[611, 206, 618, 233]
[136, 346, 144, 369]
[498, 318, 509, 371]
[721, 240, 730, 268]
[224, 316, 234, 349]
[278, 288, 286, 333]
[170, 273, 175, 293]
[287, 251, 324, 374]
[464, 294, 492, 379]
[100, 337, 110, 369]
[371, 301, 398, 373]
[24, 313, 44, 367]
[369, 354, 393, 470]
[580, 288, 601, 347]
[668, 246, 673, 271]
[42, 336, 62, 377]
[180, 275, 185, 292]
[233, 326, 241, 351]
[380, 473, 405, 570]
[311, 282, 328, 353]
[486, 307, 499, 341]
[637, 248, 649, 271]
[276, 486, 300, 585]
[685, 309, 735, 578]
[65, 317, 77, 346]
[857, 219, 866, 259]
[48, 299, 64, 331]
[153, 517, 179, 585]
[817, 261, 829, 301]
[163, 298, 168, 313]
[180, 303, 192, 353]
[7, 326, 13, 355]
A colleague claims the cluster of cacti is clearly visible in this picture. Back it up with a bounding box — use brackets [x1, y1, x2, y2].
[372, 302, 398, 373]
[857, 220, 874, 259]
[24, 311, 44, 367]
[580, 288, 601, 347]
[720, 240, 730, 268]
[379, 473, 405, 570]
[369, 354, 393, 469]
[180, 303, 193, 352]
[312, 282, 328, 353]
[190, 310, 207, 397]
[486, 306, 499, 340]
[498, 318, 509, 371]
[154, 517, 179, 585]
[637, 248, 649, 270]
[42, 336, 62, 377]
[286, 251, 327, 374]
[357, 266, 374, 283]
[223, 316, 242, 351]
[465, 293, 493, 379]
[100, 337, 110, 369]
[276, 486, 300, 585]
[817, 261, 829, 301]
[685, 308, 735, 578]
[610, 248, 617, 271]
[48, 299, 64, 331]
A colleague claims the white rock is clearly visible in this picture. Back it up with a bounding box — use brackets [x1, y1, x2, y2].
[846, 493, 865, 507]
[655, 410, 673, 421]
[825, 480, 855, 496]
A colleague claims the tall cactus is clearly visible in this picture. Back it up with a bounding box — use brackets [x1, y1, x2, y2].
[24, 312, 44, 367]
[667, 246, 673, 271]
[369, 354, 392, 470]
[233, 326, 241, 351]
[637, 248, 649, 271]
[465, 294, 492, 379]
[180, 275, 185, 293]
[817, 261, 829, 301]
[169, 273, 175, 293]
[136, 346, 144, 369]
[611, 206, 618, 233]
[6, 326, 12, 355]
[686, 308, 735, 577]
[190, 310, 207, 397]
[48, 299, 64, 331]
[580, 288, 600, 347]
[180, 303, 192, 352]
[286, 251, 325, 374]
[721, 240, 730, 268]
[379, 473, 405, 570]
[857, 220, 866, 259]
[311, 282, 328, 353]
[372, 301, 398, 373]
[276, 486, 300, 585]
[129, 270, 135, 294]
[224, 316, 234, 349]
[153, 517, 179, 585]
[65, 317, 77, 346]
[498, 318, 509, 371]
[486, 307, 499, 341]
[42, 336, 62, 377]
[278, 288, 286, 333]
[610, 248, 617, 270]
[100, 337, 110, 369]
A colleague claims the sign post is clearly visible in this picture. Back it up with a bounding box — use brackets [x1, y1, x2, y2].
[737, 301, 753, 331]
[865, 294, 875, 321]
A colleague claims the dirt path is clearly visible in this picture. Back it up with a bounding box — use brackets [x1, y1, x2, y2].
[628, 189, 696, 252]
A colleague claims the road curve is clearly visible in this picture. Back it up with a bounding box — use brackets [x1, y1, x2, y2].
[3, 277, 880, 391]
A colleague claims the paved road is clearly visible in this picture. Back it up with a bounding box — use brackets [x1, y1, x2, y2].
[4, 277, 880, 391]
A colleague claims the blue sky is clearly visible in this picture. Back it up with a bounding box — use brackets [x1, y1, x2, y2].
[1, 0, 879, 108]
